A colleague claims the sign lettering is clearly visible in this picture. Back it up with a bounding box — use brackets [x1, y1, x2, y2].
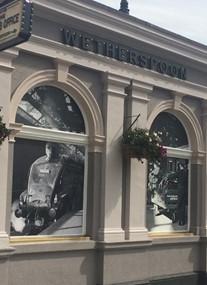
[61, 28, 187, 80]
[0, 0, 33, 51]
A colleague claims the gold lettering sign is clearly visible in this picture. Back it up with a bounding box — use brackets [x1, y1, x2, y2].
[0, 0, 23, 44]
[0, 0, 33, 51]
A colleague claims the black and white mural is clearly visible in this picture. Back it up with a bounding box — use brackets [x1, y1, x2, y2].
[147, 158, 188, 232]
[147, 112, 189, 232]
[11, 86, 86, 236]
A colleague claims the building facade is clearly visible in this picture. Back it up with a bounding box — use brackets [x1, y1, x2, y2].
[0, 0, 207, 284]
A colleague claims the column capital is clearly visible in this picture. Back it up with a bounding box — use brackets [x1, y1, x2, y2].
[0, 48, 19, 72]
[101, 72, 130, 98]
[8, 123, 23, 142]
[88, 134, 105, 153]
[191, 150, 205, 165]
[54, 58, 72, 83]
[171, 91, 186, 110]
[127, 79, 152, 103]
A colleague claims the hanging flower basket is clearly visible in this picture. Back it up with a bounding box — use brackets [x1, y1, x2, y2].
[122, 145, 138, 159]
[0, 109, 11, 147]
[122, 127, 167, 163]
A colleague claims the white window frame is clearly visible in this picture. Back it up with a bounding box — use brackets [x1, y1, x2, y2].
[14, 125, 89, 236]
[166, 147, 192, 233]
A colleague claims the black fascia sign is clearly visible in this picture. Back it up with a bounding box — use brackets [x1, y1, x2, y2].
[0, 0, 33, 51]
[62, 28, 187, 81]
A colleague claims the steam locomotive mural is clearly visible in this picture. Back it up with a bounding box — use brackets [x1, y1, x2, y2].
[11, 140, 85, 236]
[11, 86, 86, 236]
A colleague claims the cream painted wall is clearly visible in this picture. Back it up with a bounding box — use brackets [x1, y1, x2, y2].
[0, 0, 207, 284]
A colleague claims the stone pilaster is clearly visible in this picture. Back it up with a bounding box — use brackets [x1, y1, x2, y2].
[124, 80, 152, 241]
[198, 100, 207, 237]
[98, 72, 130, 242]
[0, 49, 19, 285]
[0, 48, 19, 248]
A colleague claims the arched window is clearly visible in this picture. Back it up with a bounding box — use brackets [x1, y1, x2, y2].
[11, 86, 88, 237]
[16, 86, 85, 133]
[150, 112, 188, 149]
[147, 112, 190, 233]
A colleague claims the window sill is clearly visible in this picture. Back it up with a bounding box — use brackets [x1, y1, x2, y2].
[10, 236, 95, 254]
[149, 233, 200, 246]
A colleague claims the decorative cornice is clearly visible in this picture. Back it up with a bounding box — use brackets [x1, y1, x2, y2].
[54, 58, 71, 83]
[172, 91, 185, 110]
[101, 72, 130, 98]
[8, 123, 23, 142]
[31, 0, 207, 71]
[19, 36, 207, 100]
[0, 47, 19, 72]
[126, 79, 152, 103]
[10, 69, 104, 138]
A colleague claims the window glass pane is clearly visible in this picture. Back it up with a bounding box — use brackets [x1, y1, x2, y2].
[15, 86, 85, 134]
[11, 138, 85, 236]
[147, 158, 189, 232]
[150, 112, 188, 149]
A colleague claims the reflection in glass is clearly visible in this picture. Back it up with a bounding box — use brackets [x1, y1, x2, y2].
[147, 158, 188, 232]
[150, 112, 188, 149]
[16, 86, 85, 133]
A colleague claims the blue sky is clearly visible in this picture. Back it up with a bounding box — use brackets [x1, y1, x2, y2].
[94, 0, 207, 46]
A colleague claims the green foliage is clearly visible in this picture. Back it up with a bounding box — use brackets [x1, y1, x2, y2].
[0, 110, 10, 146]
[122, 127, 167, 163]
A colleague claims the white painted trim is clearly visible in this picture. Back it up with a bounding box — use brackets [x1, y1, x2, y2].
[15, 125, 88, 145]
[166, 147, 192, 159]
[147, 105, 204, 234]
[19, 35, 207, 100]
[10, 70, 104, 139]
[147, 100, 205, 156]
[32, 0, 207, 68]
[82, 146, 88, 236]
[9, 68, 105, 238]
